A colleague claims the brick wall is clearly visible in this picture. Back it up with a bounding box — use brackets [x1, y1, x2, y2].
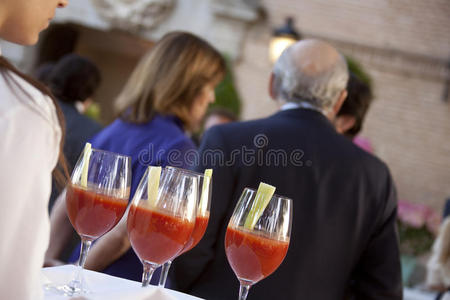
[234, 0, 450, 211]
[363, 68, 450, 210]
[264, 0, 450, 60]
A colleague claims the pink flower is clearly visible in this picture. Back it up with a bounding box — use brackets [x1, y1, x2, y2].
[397, 200, 441, 235]
[398, 200, 427, 228]
[353, 136, 373, 153]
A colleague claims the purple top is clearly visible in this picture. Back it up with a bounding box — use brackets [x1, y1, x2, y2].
[90, 114, 196, 197]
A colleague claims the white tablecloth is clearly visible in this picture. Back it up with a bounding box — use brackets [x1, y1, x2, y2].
[404, 287, 438, 300]
[41, 265, 203, 300]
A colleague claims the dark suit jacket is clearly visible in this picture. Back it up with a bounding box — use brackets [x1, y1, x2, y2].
[172, 108, 402, 300]
[59, 101, 102, 173]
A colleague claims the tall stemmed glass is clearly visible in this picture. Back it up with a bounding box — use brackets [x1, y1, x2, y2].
[158, 167, 212, 287]
[127, 166, 198, 287]
[225, 185, 292, 300]
[62, 144, 131, 296]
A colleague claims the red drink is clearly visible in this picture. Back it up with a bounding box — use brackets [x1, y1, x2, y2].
[66, 184, 128, 240]
[127, 206, 195, 264]
[180, 214, 210, 254]
[225, 226, 289, 283]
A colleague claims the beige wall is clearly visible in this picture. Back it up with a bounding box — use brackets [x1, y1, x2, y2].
[364, 68, 450, 209]
[234, 0, 450, 211]
[75, 26, 153, 124]
[264, 0, 450, 60]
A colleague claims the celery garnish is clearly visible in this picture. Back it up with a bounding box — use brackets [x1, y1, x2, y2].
[243, 182, 276, 230]
[198, 169, 212, 214]
[147, 166, 162, 207]
[80, 143, 92, 188]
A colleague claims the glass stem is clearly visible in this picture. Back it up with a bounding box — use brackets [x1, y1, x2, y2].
[158, 260, 172, 287]
[78, 239, 93, 268]
[68, 239, 92, 293]
[142, 261, 157, 287]
[238, 282, 251, 300]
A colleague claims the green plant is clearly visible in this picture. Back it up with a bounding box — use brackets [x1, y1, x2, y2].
[397, 200, 440, 256]
[345, 56, 372, 88]
[397, 221, 435, 256]
[212, 55, 241, 117]
[84, 102, 101, 123]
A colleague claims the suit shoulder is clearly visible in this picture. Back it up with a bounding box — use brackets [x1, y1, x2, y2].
[357, 145, 389, 175]
[205, 117, 269, 138]
[327, 132, 391, 178]
[348, 140, 391, 182]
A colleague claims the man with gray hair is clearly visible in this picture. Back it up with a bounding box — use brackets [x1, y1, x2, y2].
[271, 39, 349, 116]
[173, 39, 402, 299]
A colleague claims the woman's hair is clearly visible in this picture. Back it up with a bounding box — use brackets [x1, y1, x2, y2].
[0, 57, 69, 189]
[47, 54, 101, 103]
[116, 31, 226, 129]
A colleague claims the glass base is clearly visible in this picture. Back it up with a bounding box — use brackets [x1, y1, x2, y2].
[44, 279, 90, 297]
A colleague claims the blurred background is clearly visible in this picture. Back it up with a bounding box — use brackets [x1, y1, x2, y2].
[1, 0, 449, 289]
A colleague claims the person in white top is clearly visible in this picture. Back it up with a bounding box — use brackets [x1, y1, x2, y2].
[427, 217, 450, 299]
[0, 0, 69, 299]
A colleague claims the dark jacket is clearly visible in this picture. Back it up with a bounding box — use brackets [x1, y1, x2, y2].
[173, 108, 402, 300]
[59, 101, 102, 173]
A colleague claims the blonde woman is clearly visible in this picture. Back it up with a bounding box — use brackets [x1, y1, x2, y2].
[46, 31, 225, 283]
[0, 0, 69, 299]
[427, 216, 450, 299]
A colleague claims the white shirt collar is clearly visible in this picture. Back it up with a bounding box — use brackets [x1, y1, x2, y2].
[281, 102, 324, 114]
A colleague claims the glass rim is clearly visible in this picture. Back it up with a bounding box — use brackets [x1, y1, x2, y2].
[165, 166, 205, 177]
[242, 187, 292, 202]
[90, 147, 131, 160]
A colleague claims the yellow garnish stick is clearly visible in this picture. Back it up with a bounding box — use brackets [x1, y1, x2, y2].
[198, 169, 213, 215]
[80, 143, 92, 188]
[147, 166, 162, 208]
[244, 182, 276, 230]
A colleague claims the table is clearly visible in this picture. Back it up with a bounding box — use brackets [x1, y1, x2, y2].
[404, 287, 437, 300]
[42, 265, 203, 300]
